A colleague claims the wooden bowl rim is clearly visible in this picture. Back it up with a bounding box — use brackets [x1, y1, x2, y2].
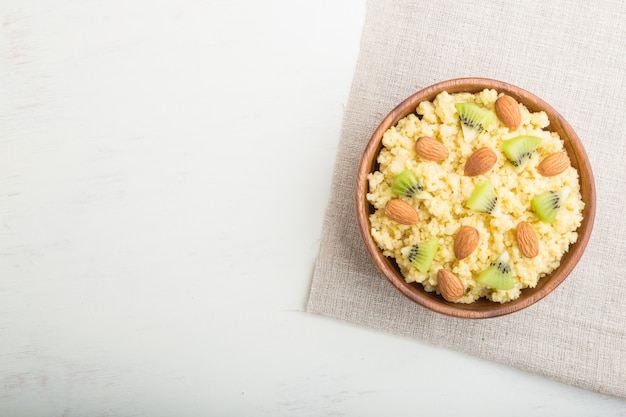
[355, 77, 596, 319]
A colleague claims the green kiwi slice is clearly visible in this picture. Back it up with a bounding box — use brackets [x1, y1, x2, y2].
[391, 169, 423, 197]
[531, 190, 566, 223]
[501, 135, 542, 168]
[466, 180, 497, 214]
[476, 252, 514, 290]
[455, 102, 496, 142]
[401, 238, 438, 273]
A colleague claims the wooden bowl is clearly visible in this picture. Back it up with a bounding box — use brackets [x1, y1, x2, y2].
[355, 78, 596, 319]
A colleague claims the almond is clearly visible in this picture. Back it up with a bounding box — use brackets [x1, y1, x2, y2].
[437, 269, 464, 302]
[415, 136, 449, 161]
[384, 199, 419, 225]
[464, 147, 497, 176]
[538, 152, 570, 177]
[454, 225, 479, 260]
[516, 221, 539, 258]
[495, 95, 521, 130]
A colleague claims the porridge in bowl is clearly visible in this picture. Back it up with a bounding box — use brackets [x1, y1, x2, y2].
[366, 89, 584, 304]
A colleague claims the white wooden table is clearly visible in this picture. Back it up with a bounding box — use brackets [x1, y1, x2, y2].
[1, 0, 625, 415]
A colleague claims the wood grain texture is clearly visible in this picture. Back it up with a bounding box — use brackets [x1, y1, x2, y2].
[356, 78, 596, 319]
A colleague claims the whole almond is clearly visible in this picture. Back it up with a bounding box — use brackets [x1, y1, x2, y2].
[464, 147, 497, 176]
[384, 199, 419, 225]
[415, 136, 449, 161]
[516, 221, 539, 258]
[454, 225, 479, 259]
[538, 152, 570, 177]
[495, 95, 521, 130]
[437, 269, 464, 302]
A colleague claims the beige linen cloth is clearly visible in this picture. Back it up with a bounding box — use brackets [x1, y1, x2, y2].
[307, 0, 626, 400]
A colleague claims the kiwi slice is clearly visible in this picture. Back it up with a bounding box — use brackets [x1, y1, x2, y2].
[476, 252, 514, 290]
[455, 102, 496, 142]
[531, 190, 567, 223]
[501, 135, 542, 168]
[391, 169, 423, 197]
[401, 238, 438, 273]
[466, 180, 497, 214]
